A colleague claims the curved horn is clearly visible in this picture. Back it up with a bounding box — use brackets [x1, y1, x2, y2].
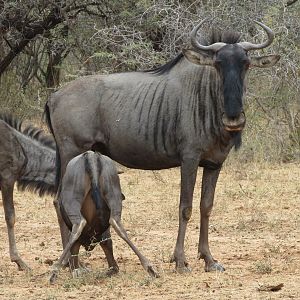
[191, 18, 226, 52]
[237, 20, 274, 51]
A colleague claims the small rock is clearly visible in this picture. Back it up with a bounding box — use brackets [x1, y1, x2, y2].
[257, 283, 284, 292]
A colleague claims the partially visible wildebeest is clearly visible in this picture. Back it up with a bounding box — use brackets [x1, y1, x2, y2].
[0, 114, 56, 270]
[45, 19, 280, 272]
[49, 151, 159, 283]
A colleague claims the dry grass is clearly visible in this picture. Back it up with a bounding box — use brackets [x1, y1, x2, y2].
[0, 163, 299, 299]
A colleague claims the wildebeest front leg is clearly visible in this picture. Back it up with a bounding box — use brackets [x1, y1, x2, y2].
[109, 216, 159, 278]
[198, 167, 225, 272]
[171, 157, 199, 272]
[99, 229, 119, 276]
[1, 182, 30, 271]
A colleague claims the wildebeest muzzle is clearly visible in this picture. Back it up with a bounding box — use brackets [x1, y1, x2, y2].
[222, 112, 246, 132]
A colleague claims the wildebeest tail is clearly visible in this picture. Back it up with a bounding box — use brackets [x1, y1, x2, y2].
[84, 152, 102, 210]
[44, 101, 61, 192]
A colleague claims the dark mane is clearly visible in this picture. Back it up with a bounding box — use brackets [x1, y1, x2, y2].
[17, 179, 56, 197]
[144, 29, 241, 76]
[0, 113, 56, 150]
[22, 125, 56, 150]
[0, 113, 22, 131]
[143, 53, 184, 76]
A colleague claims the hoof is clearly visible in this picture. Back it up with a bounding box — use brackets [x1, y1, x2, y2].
[205, 261, 225, 272]
[72, 267, 89, 278]
[170, 255, 191, 274]
[147, 265, 160, 278]
[49, 271, 58, 284]
[14, 259, 31, 272]
[175, 264, 192, 274]
[106, 267, 119, 277]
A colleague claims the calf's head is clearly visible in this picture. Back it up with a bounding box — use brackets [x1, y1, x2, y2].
[183, 19, 280, 132]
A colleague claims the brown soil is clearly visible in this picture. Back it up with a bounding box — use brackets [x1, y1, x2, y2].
[0, 163, 299, 299]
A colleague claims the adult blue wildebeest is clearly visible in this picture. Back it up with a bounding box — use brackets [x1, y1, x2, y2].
[45, 19, 280, 273]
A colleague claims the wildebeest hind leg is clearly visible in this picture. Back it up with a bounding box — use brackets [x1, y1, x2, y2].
[49, 218, 87, 284]
[56, 146, 85, 249]
[1, 181, 30, 271]
[53, 146, 87, 267]
[109, 216, 159, 278]
[99, 229, 119, 276]
[53, 197, 70, 250]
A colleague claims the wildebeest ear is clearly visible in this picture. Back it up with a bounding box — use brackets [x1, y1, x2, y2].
[121, 193, 125, 200]
[250, 55, 280, 68]
[182, 49, 214, 66]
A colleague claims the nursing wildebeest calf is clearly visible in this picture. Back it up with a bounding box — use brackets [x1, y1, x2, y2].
[49, 151, 158, 283]
[45, 19, 280, 273]
[0, 114, 56, 270]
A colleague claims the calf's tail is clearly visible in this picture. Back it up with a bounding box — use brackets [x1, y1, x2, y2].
[84, 152, 102, 210]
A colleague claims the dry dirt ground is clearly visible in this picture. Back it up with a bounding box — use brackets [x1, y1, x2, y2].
[0, 163, 299, 300]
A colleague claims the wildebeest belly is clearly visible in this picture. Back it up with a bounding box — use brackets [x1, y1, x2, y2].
[110, 149, 180, 170]
[105, 133, 180, 170]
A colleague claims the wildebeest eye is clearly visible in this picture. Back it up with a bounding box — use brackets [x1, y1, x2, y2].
[241, 58, 250, 70]
[245, 62, 250, 69]
[214, 60, 222, 68]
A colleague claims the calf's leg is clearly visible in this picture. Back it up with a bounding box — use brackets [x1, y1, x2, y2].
[99, 229, 119, 276]
[109, 216, 159, 278]
[70, 241, 84, 278]
[49, 217, 86, 283]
